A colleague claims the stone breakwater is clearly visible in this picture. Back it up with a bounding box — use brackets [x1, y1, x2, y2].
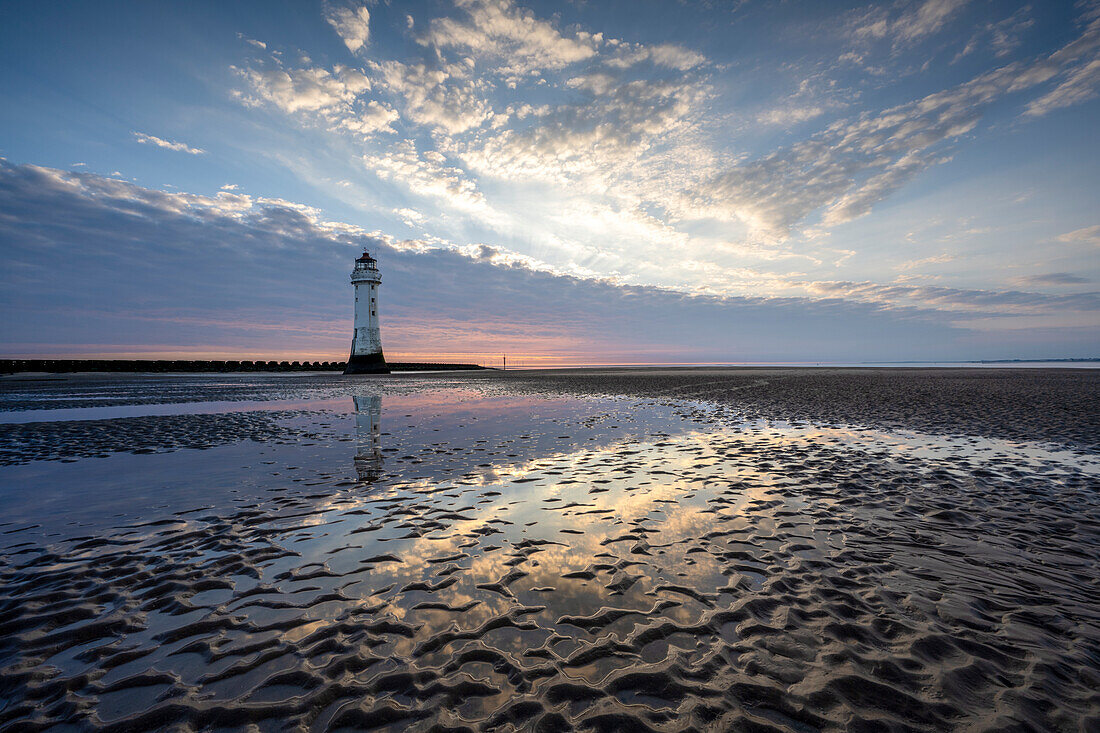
[1, 360, 488, 373]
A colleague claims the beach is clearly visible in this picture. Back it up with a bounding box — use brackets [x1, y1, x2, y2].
[0, 368, 1097, 731]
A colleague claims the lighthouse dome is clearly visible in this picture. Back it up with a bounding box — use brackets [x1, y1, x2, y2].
[353, 251, 379, 277]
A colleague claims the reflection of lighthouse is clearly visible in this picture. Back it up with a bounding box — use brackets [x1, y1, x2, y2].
[345, 251, 390, 374]
[354, 395, 384, 482]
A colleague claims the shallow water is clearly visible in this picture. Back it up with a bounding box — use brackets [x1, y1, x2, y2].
[0, 374, 1097, 731]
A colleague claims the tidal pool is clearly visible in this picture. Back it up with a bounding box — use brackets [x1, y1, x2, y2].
[0, 374, 1096, 731]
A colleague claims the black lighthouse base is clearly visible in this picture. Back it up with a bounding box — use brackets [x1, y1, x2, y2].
[344, 351, 390, 375]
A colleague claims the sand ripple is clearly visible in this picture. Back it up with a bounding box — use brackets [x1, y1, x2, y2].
[1, 417, 1098, 730]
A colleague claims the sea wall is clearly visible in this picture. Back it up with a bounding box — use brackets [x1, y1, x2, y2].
[0, 360, 488, 373]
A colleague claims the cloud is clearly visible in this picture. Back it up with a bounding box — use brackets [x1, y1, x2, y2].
[604, 42, 706, 71]
[892, 0, 971, 43]
[230, 0, 717, 288]
[694, 9, 1100, 240]
[896, 252, 956, 270]
[334, 99, 400, 136]
[326, 5, 371, 54]
[220, 0, 1100, 320]
[237, 61, 396, 136]
[1014, 272, 1091, 286]
[1025, 57, 1100, 115]
[1057, 224, 1100, 246]
[954, 6, 1034, 61]
[370, 60, 494, 133]
[237, 33, 267, 50]
[853, 0, 971, 45]
[3, 161, 1096, 361]
[640, 43, 707, 71]
[804, 279, 1100, 316]
[132, 132, 205, 155]
[421, 0, 597, 76]
[821, 151, 932, 227]
[757, 105, 825, 126]
[363, 141, 487, 212]
[1025, 2, 1100, 115]
[458, 75, 709, 185]
[393, 207, 425, 226]
[755, 74, 851, 129]
[238, 65, 370, 113]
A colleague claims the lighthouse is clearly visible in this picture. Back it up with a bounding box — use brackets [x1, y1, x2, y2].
[344, 251, 390, 374]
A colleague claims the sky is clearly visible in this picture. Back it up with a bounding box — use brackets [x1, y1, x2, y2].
[0, 0, 1098, 365]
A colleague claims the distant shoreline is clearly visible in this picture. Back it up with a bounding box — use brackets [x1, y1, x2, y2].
[2, 359, 1096, 375]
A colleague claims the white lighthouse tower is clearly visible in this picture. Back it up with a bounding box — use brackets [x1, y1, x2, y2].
[344, 251, 389, 374]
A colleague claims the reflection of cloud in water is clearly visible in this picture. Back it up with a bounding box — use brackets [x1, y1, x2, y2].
[354, 433, 793, 666]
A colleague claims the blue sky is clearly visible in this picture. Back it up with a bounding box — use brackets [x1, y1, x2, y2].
[1, 0, 1097, 364]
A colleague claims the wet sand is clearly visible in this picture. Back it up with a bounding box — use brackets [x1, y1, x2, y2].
[466, 367, 1100, 450]
[0, 369, 1097, 731]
